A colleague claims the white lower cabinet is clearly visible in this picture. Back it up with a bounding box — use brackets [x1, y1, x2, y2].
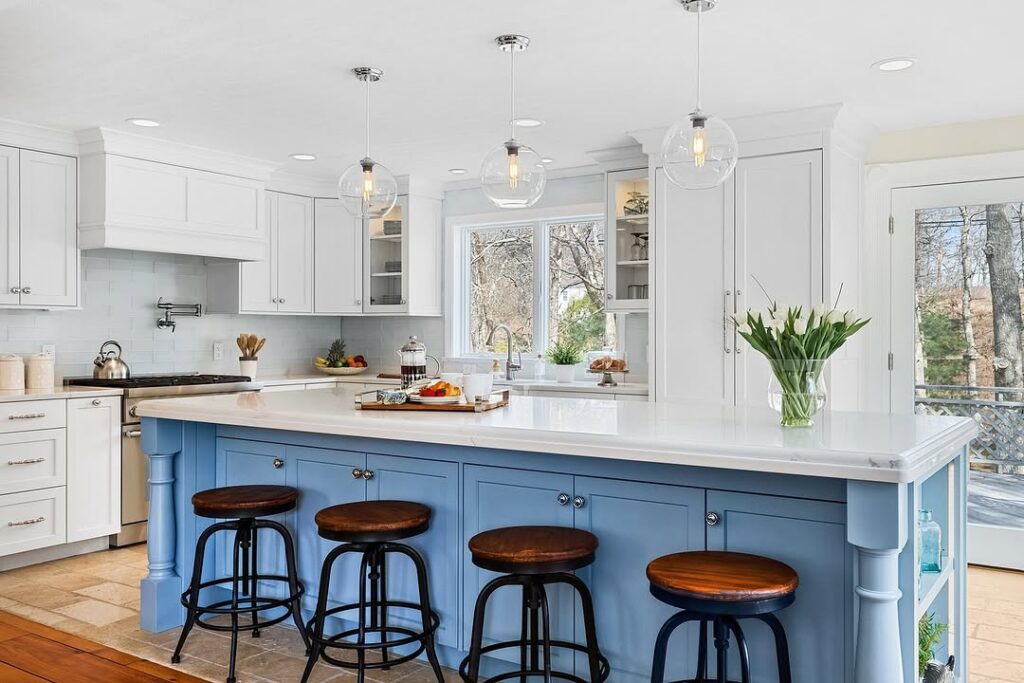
[66, 396, 120, 543]
[0, 487, 66, 556]
[0, 430, 66, 495]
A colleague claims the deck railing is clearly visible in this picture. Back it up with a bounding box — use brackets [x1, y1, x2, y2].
[915, 384, 1024, 471]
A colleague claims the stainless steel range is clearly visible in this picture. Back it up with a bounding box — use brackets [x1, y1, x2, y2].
[64, 373, 261, 546]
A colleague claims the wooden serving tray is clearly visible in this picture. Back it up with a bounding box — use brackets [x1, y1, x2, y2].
[356, 390, 510, 413]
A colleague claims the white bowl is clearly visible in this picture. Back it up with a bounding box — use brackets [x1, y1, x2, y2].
[315, 366, 368, 376]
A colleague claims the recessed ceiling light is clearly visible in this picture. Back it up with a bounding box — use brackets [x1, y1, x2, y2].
[872, 58, 915, 72]
[448, 168, 468, 175]
[125, 118, 160, 127]
[289, 153, 317, 161]
[541, 158, 554, 164]
[513, 118, 544, 128]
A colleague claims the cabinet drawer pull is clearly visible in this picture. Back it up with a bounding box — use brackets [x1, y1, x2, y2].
[7, 413, 46, 420]
[272, 458, 284, 469]
[7, 458, 45, 465]
[557, 492, 570, 506]
[705, 511, 721, 526]
[7, 516, 44, 527]
[123, 429, 142, 439]
[91, 399, 102, 406]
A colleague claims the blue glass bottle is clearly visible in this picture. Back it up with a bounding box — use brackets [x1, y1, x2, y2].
[919, 510, 942, 573]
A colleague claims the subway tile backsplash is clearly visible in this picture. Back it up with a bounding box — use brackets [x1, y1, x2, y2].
[0, 250, 341, 381]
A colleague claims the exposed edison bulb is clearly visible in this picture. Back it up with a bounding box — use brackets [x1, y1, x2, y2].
[362, 167, 374, 203]
[691, 123, 707, 168]
[507, 146, 519, 189]
[338, 156, 398, 219]
[660, 112, 738, 190]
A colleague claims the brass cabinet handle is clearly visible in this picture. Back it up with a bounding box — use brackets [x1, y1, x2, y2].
[8, 516, 44, 527]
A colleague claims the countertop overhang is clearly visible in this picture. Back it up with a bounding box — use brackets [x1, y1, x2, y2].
[136, 391, 977, 484]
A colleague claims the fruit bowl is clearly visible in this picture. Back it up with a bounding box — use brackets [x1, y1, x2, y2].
[315, 366, 368, 376]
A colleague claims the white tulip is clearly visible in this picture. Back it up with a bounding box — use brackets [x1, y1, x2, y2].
[793, 318, 808, 335]
[736, 322, 752, 336]
[843, 309, 855, 324]
[817, 306, 832, 323]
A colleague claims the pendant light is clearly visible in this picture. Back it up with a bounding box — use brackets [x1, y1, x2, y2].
[661, 0, 738, 190]
[481, 34, 546, 209]
[338, 67, 398, 219]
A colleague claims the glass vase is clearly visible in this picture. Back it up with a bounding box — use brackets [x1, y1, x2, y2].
[767, 359, 828, 428]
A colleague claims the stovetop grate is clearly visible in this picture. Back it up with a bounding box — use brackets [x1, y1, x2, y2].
[67, 374, 254, 389]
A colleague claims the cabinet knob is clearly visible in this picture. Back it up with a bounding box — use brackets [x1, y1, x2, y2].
[572, 496, 586, 509]
[362, 469, 374, 480]
[21, 286, 30, 295]
[272, 458, 284, 469]
[91, 399, 101, 406]
[279, 298, 286, 304]
[355, 298, 362, 306]
[557, 492, 570, 506]
[129, 406, 138, 417]
[400, 299, 406, 305]
[607, 293, 614, 300]
[352, 468, 364, 479]
[705, 511, 721, 526]
[10, 287, 20, 294]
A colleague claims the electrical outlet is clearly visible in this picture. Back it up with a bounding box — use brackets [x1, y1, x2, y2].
[41, 344, 55, 358]
[212, 342, 224, 361]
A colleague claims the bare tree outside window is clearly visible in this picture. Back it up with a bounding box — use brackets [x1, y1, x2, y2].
[548, 220, 615, 352]
[468, 225, 534, 353]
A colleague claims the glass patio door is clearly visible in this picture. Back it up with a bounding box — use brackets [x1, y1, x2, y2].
[892, 178, 1024, 570]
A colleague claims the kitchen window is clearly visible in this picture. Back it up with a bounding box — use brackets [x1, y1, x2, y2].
[450, 215, 615, 358]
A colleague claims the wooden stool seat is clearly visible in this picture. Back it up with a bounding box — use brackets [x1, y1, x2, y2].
[647, 551, 799, 604]
[314, 500, 431, 543]
[468, 525, 598, 574]
[191, 485, 298, 519]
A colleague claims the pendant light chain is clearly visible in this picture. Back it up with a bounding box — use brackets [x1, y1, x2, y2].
[509, 47, 516, 141]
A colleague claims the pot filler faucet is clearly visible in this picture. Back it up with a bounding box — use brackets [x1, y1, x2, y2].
[486, 324, 522, 381]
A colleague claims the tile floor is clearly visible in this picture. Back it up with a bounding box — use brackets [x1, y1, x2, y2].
[1, 545, 1022, 682]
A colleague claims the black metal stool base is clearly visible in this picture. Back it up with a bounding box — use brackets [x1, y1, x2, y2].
[301, 541, 444, 683]
[460, 572, 610, 683]
[171, 517, 309, 683]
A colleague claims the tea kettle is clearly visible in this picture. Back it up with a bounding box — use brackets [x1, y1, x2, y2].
[93, 340, 131, 380]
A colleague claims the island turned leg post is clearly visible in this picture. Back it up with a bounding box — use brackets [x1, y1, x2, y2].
[847, 480, 908, 683]
[140, 418, 184, 632]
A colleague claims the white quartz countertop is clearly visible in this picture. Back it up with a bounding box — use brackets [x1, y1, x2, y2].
[136, 390, 975, 483]
[258, 372, 649, 395]
[0, 385, 123, 403]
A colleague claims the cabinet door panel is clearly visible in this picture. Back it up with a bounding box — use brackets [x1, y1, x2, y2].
[107, 156, 188, 225]
[655, 167, 734, 404]
[19, 150, 76, 307]
[0, 146, 18, 305]
[240, 193, 278, 312]
[573, 477, 705, 683]
[734, 151, 823, 406]
[707, 491, 848, 683]
[188, 170, 261, 236]
[66, 397, 119, 542]
[290, 446, 365, 609]
[366, 454, 459, 647]
[216, 439, 290, 586]
[275, 193, 313, 313]
[463, 465, 575, 671]
[313, 198, 362, 314]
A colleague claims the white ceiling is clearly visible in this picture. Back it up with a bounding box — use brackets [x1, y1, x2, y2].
[1, 0, 1022, 184]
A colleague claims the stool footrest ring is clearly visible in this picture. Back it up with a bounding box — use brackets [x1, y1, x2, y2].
[179, 573, 305, 633]
[457, 638, 610, 683]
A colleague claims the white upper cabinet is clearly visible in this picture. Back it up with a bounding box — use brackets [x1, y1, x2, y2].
[605, 168, 650, 312]
[313, 197, 363, 314]
[77, 128, 270, 261]
[0, 146, 77, 309]
[211, 191, 313, 315]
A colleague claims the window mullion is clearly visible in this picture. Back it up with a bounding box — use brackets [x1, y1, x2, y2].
[535, 219, 549, 355]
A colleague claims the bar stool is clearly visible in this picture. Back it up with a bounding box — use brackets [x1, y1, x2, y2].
[647, 551, 798, 683]
[460, 525, 610, 682]
[171, 485, 309, 683]
[300, 500, 444, 683]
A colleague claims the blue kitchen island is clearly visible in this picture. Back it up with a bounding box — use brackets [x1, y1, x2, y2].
[136, 389, 976, 683]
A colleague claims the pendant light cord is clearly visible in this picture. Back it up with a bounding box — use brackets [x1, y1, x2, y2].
[695, 2, 702, 112]
[509, 47, 516, 141]
[364, 76, 371, 158]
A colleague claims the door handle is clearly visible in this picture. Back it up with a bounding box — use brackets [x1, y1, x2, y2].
[7, 458, 45, 465]
[123, 429, 142, 439]
[572, 496, 586, 509]
[724, 290, 733, 353]
[8, 516, 44, 527]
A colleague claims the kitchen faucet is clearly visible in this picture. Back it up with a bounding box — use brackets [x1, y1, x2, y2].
[486, 324, 522, 381]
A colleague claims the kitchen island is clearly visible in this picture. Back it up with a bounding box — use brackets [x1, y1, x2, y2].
[136, 389, 976, 683]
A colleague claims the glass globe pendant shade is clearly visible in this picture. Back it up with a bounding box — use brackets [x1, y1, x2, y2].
[338, 156, 398, 219]
[661, 111, 738, 190]
[480, 140, 546, 209]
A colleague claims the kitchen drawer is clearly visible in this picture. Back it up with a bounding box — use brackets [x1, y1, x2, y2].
[0, 429, 66, 495]
[0, 400, 65, 434]
[0, 486, 66, 556]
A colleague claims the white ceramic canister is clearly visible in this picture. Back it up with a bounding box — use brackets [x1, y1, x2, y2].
[0, 354, 26, 391]
[25, 353, 55, 390]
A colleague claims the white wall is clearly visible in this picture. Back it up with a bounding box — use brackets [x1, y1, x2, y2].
[866, 114, 1024, 164]
[0, 250, 341, 380]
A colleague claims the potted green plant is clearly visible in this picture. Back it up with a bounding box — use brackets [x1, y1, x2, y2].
[918, 612, 949, 681]
[546, 339, 583, 383]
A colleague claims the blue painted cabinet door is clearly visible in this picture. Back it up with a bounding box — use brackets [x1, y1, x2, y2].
[290, 445, 366, 612]
[463, 464, 576, 674]
[366, 453, 460, 648]
[573, 476, 705, 683]
[707, 491, 850, 683]
[216, 438, 290, 591]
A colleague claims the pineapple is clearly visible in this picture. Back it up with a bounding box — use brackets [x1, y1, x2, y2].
[326, 338, 347, 367]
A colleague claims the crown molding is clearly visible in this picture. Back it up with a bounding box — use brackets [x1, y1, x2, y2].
[75, 127, 280, 180]
[441, 163, 602, 193]
[267, 169, 338, 198]
[0, 118, 78, 156]
[585, 143, 647, 171]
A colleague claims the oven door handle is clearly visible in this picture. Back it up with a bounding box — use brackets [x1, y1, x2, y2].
[123, 428, 142, 439]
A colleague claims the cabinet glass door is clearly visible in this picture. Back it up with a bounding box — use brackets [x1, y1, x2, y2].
[606, 169, 650, 311]
[366, 196, 407, 311]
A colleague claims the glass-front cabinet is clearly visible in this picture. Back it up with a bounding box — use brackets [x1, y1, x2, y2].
[365, 196, 408, 312]
[605, 168, 650, 312]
